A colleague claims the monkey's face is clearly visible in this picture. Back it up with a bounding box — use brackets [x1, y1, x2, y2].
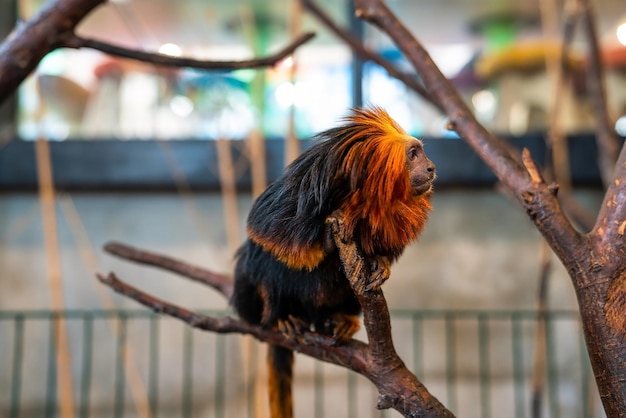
[406, 139, 435, 196]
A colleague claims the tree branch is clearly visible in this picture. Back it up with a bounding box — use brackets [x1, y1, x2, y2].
[0, 0, 315, 106]
[0, 0, 106, 104]
[592, 142, 626, 250]
[103, 241, 234, 298]
[99, 223, 455, 418]
[62, 32, 316, 70]
[97, 270, 371, 368]
[300, 0, 443, 112]
[352, 0, 583, 271]
[327, 212, 454, 417]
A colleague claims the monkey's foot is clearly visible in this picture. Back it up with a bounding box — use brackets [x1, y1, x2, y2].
[321, 313, 360, 345]
[366, 256, 391, 291]
[277, 315, 310, 344]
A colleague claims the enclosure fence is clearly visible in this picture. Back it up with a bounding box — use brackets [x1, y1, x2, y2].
[0, 309, 603, 418]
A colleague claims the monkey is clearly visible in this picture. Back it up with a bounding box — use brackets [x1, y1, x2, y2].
[231, 107, 435, 418]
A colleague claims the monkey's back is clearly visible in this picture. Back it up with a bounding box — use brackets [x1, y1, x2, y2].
[232, 239, 360, 329]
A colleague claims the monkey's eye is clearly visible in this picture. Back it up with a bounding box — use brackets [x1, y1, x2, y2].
[407, 146, 420, 160]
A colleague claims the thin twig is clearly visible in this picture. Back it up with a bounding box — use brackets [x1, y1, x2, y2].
[300, 0, 443, 112]
[62, 32, 316, 70]
[103, 241, 234, 298]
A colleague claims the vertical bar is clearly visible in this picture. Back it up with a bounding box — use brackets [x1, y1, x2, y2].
[0, 0, 17, 136]
[478, 314, 491, 418]
[114, 315, 128, 418]
[347, 371, 356, 418]
[79, 314, 94, 418]
[9, 315, 25, 418]
[148, 316, 160, 418]
[182, 327, 193, 418]
[314, 361, 324, 418]
[36, 138, 76, 418]
[348, 0, 364, 108]
[215, 334, 226, 418]
[511, 314, 526, 418]
[246, 342, 258, 418]
[45, 315, 58, 418]
[412, 313, 423, 378]
[546, 315, 561, 418]
[445, 314, 457, 412]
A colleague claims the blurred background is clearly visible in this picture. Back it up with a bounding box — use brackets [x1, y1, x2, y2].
[1, 0, 625, 417]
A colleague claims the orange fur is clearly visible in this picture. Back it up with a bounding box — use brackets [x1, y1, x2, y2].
[248, 228, 326, 271]
[335, 108, 432, 256]
[245, 107, 431, 269]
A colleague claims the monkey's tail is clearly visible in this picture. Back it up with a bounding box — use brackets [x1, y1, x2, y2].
[267, 344, 294, 418]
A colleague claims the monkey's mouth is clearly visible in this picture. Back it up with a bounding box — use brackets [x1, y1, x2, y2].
[413, 181, 434, 196]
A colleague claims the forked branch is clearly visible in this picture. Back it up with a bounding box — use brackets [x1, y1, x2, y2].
[101, 231, 454, 417]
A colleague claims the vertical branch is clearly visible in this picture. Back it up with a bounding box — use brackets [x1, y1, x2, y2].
[327, 212, 454, 417]
[35, 139, 75, 418]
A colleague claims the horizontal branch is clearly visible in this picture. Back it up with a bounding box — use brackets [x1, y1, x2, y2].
[97, 271, 370, 371]
[63, 32, 316, 70]
[0, 0, 105, 104]
[104, 241, 234, 298]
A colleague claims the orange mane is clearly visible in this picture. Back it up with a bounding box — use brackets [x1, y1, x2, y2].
[336, 108, 432, 256]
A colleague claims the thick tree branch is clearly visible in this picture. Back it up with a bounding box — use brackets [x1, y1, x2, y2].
[327, 212, 454, 417]
[350, 1, 626, 415]
[300, 0, 443, 112]
[352, 0, 583, 271]
[62, 32, 316, 70]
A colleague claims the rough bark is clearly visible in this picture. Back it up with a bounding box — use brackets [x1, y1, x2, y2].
[352, 0, 626, 415]
[0, 0, 106, 102]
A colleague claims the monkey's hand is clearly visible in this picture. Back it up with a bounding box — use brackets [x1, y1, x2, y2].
[367, 256, 391, 291]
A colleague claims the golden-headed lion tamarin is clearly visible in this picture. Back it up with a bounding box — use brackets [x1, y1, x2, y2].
[231, 107, 435, 418]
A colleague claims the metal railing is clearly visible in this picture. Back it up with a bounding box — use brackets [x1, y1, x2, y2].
[0, 309, 603, 418]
